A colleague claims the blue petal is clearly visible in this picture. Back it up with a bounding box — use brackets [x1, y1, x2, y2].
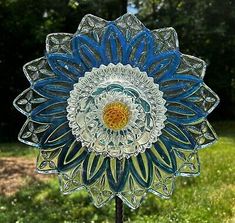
[164, 82, 218, 124]
[82, 153, 108, 185]
[181, 83, 220, 115]
[161, 121, 196, 150]
[57, 140, 88, 171]
[166, 100, 207, 125]
[33, 77, 73, 100]
[129, 152, 153, 188]
[40, 120, 73, 148]
[147, 136, 177, 173]
[160, 74, 202, 100]
[47, 53, 86, 82]
[164, 82, 206, 124]
[31, 100, 67, 123]
[125, 30, 153, 69]
[106, 158, 129, 192]
[145, 50, 180, 82]
[101, 24, 127, 65]
[72, 34, 104, 70]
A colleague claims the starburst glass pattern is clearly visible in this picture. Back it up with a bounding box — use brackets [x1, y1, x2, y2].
[13, 13, 219, 209]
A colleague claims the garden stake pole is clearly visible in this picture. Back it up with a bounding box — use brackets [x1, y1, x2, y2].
[115, 4, 127, 222]
[115, 196, 124, 223]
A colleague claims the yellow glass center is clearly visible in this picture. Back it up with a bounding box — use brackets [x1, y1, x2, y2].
[103, 102, 130, 131]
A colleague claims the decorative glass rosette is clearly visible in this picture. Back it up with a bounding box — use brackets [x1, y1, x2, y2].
[13, 13, 219, 209]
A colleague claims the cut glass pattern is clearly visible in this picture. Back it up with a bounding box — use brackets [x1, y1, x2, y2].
[13, 13, 219, 209]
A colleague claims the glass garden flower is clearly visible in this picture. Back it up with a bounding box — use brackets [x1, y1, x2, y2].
[13, 13, 219, 209]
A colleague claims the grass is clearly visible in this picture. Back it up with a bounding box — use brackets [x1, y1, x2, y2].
[0, 121, 234, 223]
[0, 143, 37, 157]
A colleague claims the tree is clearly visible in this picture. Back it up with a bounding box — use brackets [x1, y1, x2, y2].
[0, 0, 127, 141]
[136, 0, 235, 119]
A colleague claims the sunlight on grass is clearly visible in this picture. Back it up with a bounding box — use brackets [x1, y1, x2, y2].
[129, 134, 235, 223]
[0, 122, 234, 222]
[0, 142, 37, 157]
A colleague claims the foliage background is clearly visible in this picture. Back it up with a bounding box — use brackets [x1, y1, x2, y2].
[0, 0, 234, 141]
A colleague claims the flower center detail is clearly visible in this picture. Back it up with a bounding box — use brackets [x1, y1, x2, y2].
[103, 102, 130, 131]
[67, 63, 167, 159]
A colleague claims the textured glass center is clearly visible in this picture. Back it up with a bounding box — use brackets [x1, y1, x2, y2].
[67, 63, 167, 159]
[103, 102, 130, 131]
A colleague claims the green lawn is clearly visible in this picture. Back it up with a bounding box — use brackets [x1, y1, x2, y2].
[0, 122, 234, 223]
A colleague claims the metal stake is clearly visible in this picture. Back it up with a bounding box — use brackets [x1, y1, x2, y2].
[115, 196, 124, 223]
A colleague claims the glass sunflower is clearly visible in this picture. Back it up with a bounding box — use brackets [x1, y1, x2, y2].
[13, 13, 219, 209]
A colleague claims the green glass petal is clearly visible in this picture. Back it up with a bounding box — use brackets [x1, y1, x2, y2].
[59, 164, 84, 194]
[174, 149, 200, 176]
[120, 175, 147, 209]
[88, 173, 114, 208]
[149, 165, 175, 198]
[36, 149, 60, 174]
